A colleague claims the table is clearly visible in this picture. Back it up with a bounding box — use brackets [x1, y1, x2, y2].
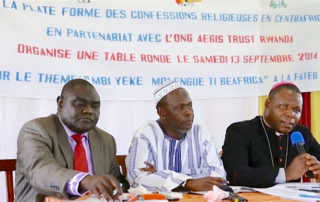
[238, 193, 302, 202]
[45, 192, 303, 202]
[174, 193, 302, 202]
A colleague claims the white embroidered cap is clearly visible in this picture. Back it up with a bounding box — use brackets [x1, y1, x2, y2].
[153, 80, 181, 106]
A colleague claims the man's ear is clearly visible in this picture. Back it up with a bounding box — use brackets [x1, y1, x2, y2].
[57, 96, 63, 111]
[265, 98, 271, 108]
[157, 106, 166, 117]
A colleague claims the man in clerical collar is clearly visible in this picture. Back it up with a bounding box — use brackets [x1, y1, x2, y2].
[222, 82, 320, 187]
[126, 80, 227, 192]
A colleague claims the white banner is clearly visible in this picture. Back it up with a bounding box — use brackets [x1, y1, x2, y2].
[1, 0, 320, 100]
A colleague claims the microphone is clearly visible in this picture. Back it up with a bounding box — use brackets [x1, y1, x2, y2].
[220, 185, 248, 202]
[290, 131, 313, 178]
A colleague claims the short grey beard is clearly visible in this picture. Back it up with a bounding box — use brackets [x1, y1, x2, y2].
[174, 128, 189, 135]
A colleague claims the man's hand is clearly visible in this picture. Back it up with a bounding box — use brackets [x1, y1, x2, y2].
[184, 177, 227, 191]
[79, 175, 122, 200]
[139, 161, 157, 173]
[305, 154, 320, 181]
[285, 153, 310, 181]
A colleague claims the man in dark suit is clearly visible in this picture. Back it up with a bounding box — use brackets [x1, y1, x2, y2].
[222, 82, 320, 187]
[15, 79, 127, 202]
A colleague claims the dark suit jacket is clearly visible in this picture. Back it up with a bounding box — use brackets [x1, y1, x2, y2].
[222, 116, 320, 188]
[15, 114, 127, 202]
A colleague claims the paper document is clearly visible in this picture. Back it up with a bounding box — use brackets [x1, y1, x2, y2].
[254, 183, 320, 201]
[229, 186, 255, 193]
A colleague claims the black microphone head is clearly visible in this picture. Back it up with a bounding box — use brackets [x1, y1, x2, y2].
[290, 131, 305, 146]
[219, 185, 234, 193]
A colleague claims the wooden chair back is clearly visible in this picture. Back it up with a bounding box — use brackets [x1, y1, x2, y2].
[0, 159, 16, 202]
[116, 155, 127, 177]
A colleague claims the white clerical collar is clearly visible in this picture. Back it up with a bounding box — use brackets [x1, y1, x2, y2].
[261, 116, 283, 136]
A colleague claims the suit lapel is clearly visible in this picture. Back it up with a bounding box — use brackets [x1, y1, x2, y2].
[53, 115, 74, 169]
[89, 130, 105, 175]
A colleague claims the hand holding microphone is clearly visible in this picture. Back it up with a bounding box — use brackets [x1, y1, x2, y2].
[290, 131, 314, 178]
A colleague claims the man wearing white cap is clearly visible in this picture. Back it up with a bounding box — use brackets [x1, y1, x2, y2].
[126, 81, 226, 192]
